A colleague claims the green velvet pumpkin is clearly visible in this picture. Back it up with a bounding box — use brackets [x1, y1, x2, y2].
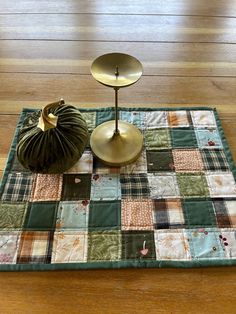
[17, 100, 89, 173]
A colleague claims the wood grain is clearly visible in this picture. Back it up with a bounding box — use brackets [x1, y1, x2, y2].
[1, 41, 236, 77]
[1, 0, 236, 313]
[1, 14, 236, 43]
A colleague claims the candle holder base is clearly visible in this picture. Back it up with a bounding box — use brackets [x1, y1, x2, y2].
[90, 120, 143, 166]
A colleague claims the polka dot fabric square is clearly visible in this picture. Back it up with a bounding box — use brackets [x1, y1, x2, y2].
[172, 149, 203, 172]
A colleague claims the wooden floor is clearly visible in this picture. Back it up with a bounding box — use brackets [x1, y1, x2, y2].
[0, 1, 236, 313]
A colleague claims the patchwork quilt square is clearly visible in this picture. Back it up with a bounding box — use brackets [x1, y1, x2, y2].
[212, 199, 232, 228]
[195, 129, 222, 148]
[96, 109, 115, 126]
[170, 128, 198, 148]
[120, 111, 145, 129]
[206, 173, 236, 197]
[0, 231, 21, 264]
[183, 199, 216, 228]
[219, 229, 236, 258]
[17, 231, 53, 264]
[121, 200, 154, 230]
[224, 200, 236, 227]
[1, 173, 33, 202]
[91, 174, 121, 200]
[145, 111, 168, 129]
[61, 174, 91, 200]
[120, 174, 150, 199]
[56, 201, 89, 230]
[148, 173, 180, 198]
[191, 110, 217, 128]
[0, 202, 27, 230]
[145, 129, 171, 150]
[88, 231, 121, 261]
[65, 151, 93, 174]
[81, 112, 96, 131]
[172, 149, 203, 172]
[52, 231, 88, 263]
[177, 173, 209, 198]
[93, 158, 120, 174]
[122, 231, 156, 260]
[31, 174, 63, 202]
[168, 110, 191, 127]
[188, 229, 225, 259]
[120, 150, 147, 174]
[154, 230, 191, 260]
[89, 200, 121, 231]
[24, 202, 58, 231]
[153, 199, 185, 229]
[201, 149, 230, 171]
[146, 150, 174, 172]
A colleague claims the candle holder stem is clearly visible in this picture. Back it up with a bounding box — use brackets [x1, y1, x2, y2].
[114, 87, 119, 134]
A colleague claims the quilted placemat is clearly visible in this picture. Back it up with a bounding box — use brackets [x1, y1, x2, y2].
[0, 107, 236, 271]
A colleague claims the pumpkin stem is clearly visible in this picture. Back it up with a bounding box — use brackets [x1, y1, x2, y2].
[37, 99, 65, 131]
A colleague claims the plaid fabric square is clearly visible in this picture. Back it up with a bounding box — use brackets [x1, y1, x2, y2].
[56, 201, 89, 230]
[168, 110, 191, 127]
[120, 174, 150, 199]
[52, 231, 88, 263]
[120, 150, 147, 174]
[224, 201, 236, 227]
[183, 199, 216, 228]
[121, 200, 154, 230]
[212, 199, 231, 228]
[17, 231, 53, 263]
[145, 111, 168, 129]
[24, 201, 58, 231]
[170, 128, 198, 148]
[177, 173, 209, 198]
[89, 200, 121, 231]
[153, 199, 185, 229]
[219, 229, 236, 258]
[1, 173, 33, 202]
[206, 173, 236, 197]
[0, 231, 21, 264]
[65, 150, 93, 174]
[0, 202, 27, 230]
[172, 149, 204, 172]
[88, 231, 121, 261]
[122, 231, 156, 260]
[146, 150, 174, 172]
[31, 174, 63, 202]
[154, 230, 191, 260]
[191, 110, 217, 128]
[201, 149, 230, 171]
[120, 111, 145, 129]
[148, 174, 180, 198]
[195, 129, 223, 148]
[81, 112, 96, 131]
[187, 229, 225, 259]
[91, 174, 121, 200]
[144, 129, 171, 150]
[61, 174, 91, 200]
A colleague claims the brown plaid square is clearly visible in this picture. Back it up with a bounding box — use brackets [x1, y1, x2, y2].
[17, 231, 53, 263]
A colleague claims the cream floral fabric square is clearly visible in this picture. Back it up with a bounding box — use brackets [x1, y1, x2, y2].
[65, 151, 93, 174]
[191, 110, 217, 127]
[148, 173, 180, 198]
[206, 173, 236, 197]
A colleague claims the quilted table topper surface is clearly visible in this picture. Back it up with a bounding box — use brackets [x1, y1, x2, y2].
[0, 107, 236, 271]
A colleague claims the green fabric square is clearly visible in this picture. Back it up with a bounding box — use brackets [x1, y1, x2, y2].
[171, 128, 197, 148]
[145, 129, 171, 150]
[183, 199, 216, 227]
[177, 174, 209, 198]
[122, 231, 156, 260]
[96, 109, 115, 126]
[62, 174, 91, 201]
[89, 201, 121, 230]
[24, 202, 58, 231]
[88, 230, 121, 261]
[0, 202, 27, 230]
[146, 150, 174, 172]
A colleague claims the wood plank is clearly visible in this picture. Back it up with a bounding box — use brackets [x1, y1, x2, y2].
[1, 0, 236, 17]
[1, 14, 236, 43]
[1, 41, 236, 77]
[1, 73, 236, 114]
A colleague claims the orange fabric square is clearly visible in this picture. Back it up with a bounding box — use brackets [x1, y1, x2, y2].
[173, 149, 203, 172]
